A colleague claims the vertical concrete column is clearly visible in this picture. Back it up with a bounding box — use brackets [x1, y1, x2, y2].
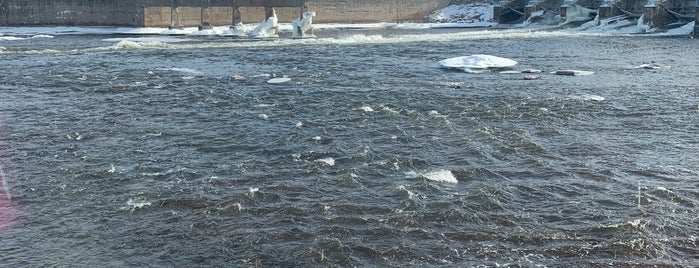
[524, 6, 536, 20]
[169, 0, 183, 30]
[598, 6, 613, 19]
[264, 6, 274, 19]
[493, 5, 504, 24]
[231, 7, 241, 26]
[559, 6, 568, 18]
[199, 0, 213, 30]
[643, 3, 661, 29]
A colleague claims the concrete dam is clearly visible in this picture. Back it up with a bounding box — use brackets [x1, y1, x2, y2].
[0, 0, 452, 27]
[0, 0, 696, 36]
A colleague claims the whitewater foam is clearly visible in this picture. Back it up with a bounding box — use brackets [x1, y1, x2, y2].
[408, 170, 458, 183]
[121, 198, 152, 211]
[316, 158, 335, 166]
[92, 40, 171, 51]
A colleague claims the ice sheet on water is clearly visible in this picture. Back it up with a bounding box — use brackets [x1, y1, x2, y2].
[439, 55, 517, 71]
[267, 77, 291, 84]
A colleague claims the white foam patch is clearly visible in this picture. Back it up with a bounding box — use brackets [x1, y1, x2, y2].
[102, 36, 192, 43]
[120, 198, 152, 211]
[569, 94, 605, 101]
[106, 40, 170, 50]
[409, 170, 458, 183]
[161, 67, 202, 74]
[0, 36, 25, 41]
[316, 158, 335, 166]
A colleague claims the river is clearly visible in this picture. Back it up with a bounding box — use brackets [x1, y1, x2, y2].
[1, 28, 698, 266]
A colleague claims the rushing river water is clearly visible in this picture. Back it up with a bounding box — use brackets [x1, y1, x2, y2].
[1, 28, 698, 267]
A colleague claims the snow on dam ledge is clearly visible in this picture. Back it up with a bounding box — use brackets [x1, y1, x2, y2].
[0, 0, 452, 27]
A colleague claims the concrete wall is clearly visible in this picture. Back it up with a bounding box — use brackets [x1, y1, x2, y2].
[0, 0, 452, 27]
[146, 0, 452, 27]
[0, 0, 144, 26]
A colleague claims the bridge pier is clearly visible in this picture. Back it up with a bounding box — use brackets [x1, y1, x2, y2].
[598, 0, 616, 19]
[169, 0, 184, 30]
[199, 0, 213, 30]
[230, 0, 305, 30]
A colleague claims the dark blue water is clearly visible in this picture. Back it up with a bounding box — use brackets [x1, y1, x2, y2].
[1, 29, 698, 266]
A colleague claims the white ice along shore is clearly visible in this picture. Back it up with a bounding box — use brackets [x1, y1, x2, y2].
[0, 3, 694, 37]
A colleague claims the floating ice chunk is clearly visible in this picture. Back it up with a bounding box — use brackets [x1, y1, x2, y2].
[291, 11, 316, 38]
[316, 158, 335, 166]
[31, 34, 54, 39]
[627, 63, 667, 70]
[420, 170, 458, 183]
[552, 70, 594, 76]
[439, 54, 517, 72]
[251, 9, 279, 38]
[524, 74, 540, 80]
[232, 75, 247, 80]
[581, 94, 605, 101]
[358, 105, 373, 112]
[267, 77, 291, 84]
[498, 70, 521, 74]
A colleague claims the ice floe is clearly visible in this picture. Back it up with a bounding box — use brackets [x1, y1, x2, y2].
[439, 54, 517, 73]
[267, 77, 291, 84]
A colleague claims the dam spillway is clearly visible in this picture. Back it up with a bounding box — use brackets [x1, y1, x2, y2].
[494, 0, 698, 31]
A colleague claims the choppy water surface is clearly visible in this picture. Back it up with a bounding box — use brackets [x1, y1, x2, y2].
[1, 29, 698, 266]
